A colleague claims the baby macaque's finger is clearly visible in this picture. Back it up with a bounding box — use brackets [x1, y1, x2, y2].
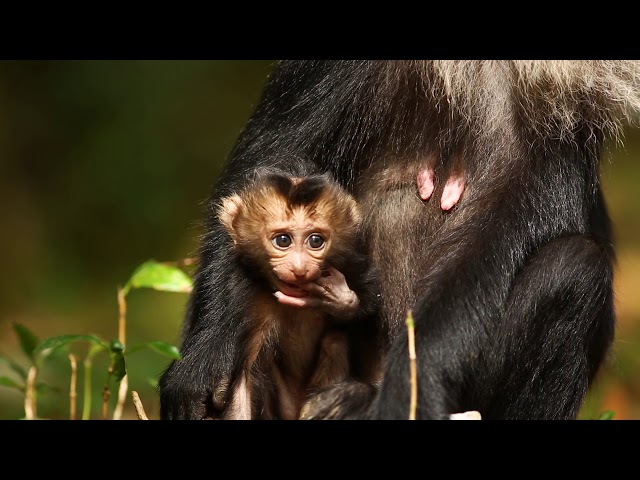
[299, 282, 328, 296]
[294, 266, 359, 319]
[274, 291, 321, 309]
[300, 266, 345, 295]
[318, 265, 345, 284]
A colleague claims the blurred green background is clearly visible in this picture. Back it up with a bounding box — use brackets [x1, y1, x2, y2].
[0, 60, 638, 420]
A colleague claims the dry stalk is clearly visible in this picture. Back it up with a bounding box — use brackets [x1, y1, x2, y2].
[24, 366, 38, 420]
[406, 310, 418, 420]
[132, 391, 149, 420]
[113, 376, 128, 420]
[68, 354, 78, 420]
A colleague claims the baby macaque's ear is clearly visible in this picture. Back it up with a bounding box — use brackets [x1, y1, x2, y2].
[218, 195, 244, 244]
[347, 195, 362, 226]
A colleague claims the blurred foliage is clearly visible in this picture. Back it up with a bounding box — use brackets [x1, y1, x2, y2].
[0, 60, 274, 419]
[1, 260, 186, 419]
[0, 60, 639, 419]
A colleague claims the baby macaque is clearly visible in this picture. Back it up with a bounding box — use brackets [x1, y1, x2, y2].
[216, 172, 378, 419]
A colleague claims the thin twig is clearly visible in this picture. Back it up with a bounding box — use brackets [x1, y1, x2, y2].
[113, 286, 127, 420]
[132, 391, 149, 420]
[68, 354, 78, 420]
[406, 310, 418, 420]
[25, 366, 38, 420]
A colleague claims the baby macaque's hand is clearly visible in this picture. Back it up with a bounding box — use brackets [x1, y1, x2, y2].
[417, 167, 466, 211]
[273, 266, 359, 320]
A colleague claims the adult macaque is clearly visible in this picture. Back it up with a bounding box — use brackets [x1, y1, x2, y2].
[160, 61, 640, 420]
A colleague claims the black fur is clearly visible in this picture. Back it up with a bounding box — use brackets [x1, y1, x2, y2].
[257, 172, 330, 206]
[159, 61, 617, 420]
[264, 173, 332, 207]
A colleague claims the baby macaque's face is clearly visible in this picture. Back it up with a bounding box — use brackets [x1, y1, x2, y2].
[262, 205, 332, 298]
[217, 174, 361, 300]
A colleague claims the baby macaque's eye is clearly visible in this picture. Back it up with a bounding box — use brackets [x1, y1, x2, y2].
[272, 234, 292, 248]
[307, 234, 325, 250]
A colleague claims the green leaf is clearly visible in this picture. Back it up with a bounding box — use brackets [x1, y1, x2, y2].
[0, 376, 24, 391]
[598, 410, 615, 420]
[125, 260, 193, 294]
[34, 335, 109, 357]
[37, 344, 72, 367]
[127, 341, 182, 360]
[109, 340, 126, 383]
[12, 323, 40, 362]
[0, 354, 28, 380]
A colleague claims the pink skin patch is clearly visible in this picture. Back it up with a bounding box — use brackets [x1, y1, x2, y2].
[417, 167, 466, 211]
[440, 176, 465, 211]
[417, 168, 435, 201]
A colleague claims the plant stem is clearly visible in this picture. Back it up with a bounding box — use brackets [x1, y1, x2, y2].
[102, 384, 111, 420]
[406, 310, 418, 420]
[113, 286, 128, 420]
[117, 286, 126, 347]
[68, 354, 78, 420]
[82, 356, 93, 420]
[24, 366, 38, 420]
[113, 376, 128, 420]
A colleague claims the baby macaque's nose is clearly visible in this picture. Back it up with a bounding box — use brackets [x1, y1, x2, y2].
[293, 269, 308, 281]
[291, 256, 309, 280]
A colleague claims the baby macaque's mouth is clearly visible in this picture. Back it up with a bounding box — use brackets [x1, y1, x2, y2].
[274, 280, 309, 298]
